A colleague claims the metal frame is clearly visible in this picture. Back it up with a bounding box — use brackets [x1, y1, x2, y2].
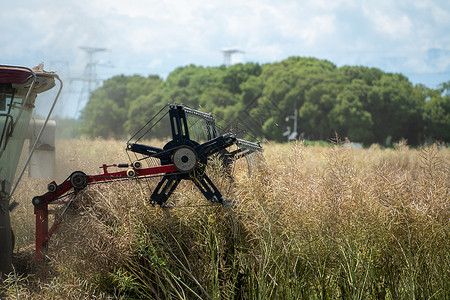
[33, 164, 177, 261]
[9, 74, 63, 203]
[0, 65, 60, 275]
[32, 104, 263, 265]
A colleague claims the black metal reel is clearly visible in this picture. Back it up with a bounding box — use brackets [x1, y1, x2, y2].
[150, 174, 181, 206]
[126, 104, 247, 207]
[147, 134, 237, 206]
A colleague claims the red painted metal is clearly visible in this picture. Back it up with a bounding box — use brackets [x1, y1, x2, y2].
[35, 205, 48, 261]
[88, 164, 177, 183]
[34, 164, 177, 261]
[0, 66, 33, 84]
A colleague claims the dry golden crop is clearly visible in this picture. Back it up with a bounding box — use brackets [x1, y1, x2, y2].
[3, 139, 449, 299]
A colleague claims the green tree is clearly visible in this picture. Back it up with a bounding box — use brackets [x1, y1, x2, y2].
[80, 92, 126, 138]
[80, 75, 162, 138]
[125, 75, 163, 108]
[125, 91, 171, 139]
[339, 65, 383, 86]
[79, 56, 440, 145]
[329, 89, 374, 142]
[254, 57, 337, 141]
[299, 79, 341, 140]
[422, 81, 450, 141]
[164, 65, 223, 108]
[367, 73, 423, 144]
[232, 75, 266, 138]
[221, 62, 261, 94]
[298, 101, 323, 139]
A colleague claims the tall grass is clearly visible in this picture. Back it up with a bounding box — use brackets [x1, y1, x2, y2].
[3, 139, 449, 299]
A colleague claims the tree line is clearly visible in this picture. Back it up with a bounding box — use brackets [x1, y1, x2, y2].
[79, 56, 449, 145]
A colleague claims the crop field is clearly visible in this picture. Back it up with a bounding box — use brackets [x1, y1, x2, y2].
[2, 139, 449, 299]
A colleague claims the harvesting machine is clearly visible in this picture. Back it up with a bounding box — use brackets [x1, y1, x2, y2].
[0, 65, 62, 274]
[0, 64, 263, 276]
[31, 104, 264, 264]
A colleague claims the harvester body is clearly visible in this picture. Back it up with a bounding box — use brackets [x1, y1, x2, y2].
[0, 65, 61, 274]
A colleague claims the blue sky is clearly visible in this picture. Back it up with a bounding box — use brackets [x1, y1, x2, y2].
[1, 0, 449, 117]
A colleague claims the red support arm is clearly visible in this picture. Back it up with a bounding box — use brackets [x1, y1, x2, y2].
[34, 164, 178, 261]
[35, 205, 48, 261]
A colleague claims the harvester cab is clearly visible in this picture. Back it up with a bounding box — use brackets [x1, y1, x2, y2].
[0, 65, 62, 275]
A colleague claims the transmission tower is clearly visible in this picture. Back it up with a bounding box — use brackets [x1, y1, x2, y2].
[74, 46, 108, 116]
[221, 49, 244, 67]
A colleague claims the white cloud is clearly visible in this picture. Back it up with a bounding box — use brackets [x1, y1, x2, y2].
[1, 0, 448, 87]
[370, 12, 413, 39]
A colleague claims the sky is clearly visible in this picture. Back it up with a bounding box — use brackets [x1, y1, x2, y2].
[1, 0, 449, 117]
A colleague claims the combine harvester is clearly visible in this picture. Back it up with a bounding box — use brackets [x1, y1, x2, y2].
[0, 65, 62, 275]
[30, 105, 264, 265]
[1, 65, 263, 276]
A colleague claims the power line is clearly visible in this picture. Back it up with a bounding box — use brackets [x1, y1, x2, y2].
[73, 46, 109, 117]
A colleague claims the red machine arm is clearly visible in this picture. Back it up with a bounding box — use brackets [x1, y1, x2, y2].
[32, 163, 178, 261]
